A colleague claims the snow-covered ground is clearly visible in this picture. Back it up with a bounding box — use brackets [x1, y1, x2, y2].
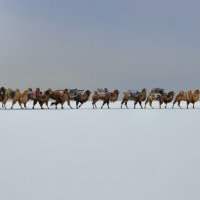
[2, 100, 200, 110]
[0, 101, 200, 200]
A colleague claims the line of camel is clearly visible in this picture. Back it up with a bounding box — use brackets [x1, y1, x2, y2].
[0, 87, 199, 109]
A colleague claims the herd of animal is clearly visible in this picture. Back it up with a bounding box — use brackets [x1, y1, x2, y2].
[0, 87, 199, 109]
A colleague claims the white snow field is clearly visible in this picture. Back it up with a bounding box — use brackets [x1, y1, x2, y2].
[0, 101, 200, 200]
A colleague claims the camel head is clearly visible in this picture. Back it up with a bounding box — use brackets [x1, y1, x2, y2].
[63, 88, 69, 94]
[0, 87, 6, 96]
[0, 86, 6, 91]
[141, 88, 147, 96]
[85, 90, 91, 97]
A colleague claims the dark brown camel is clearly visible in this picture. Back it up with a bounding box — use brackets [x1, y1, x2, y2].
[0, 87, 7, 108]
[35, 89, 52, 109]
[157, 91, 175, 109]
[74, 90, 91, 109]
[28, 88, 43, 109]
[50, 89, 72, 109]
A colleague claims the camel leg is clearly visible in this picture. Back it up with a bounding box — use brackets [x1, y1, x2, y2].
[24, 102, 27, 109]
[139, 101, 143, 109]
[76, 101, 79, 109]
[46, 101, 49, 109]
[67, 100, 72, 109]
[121, 100, 126, 109]
[159, 102, 162, 109]
[39, 102, 43, 109]
[172, 101, 176, 109]
[2, 103, 5, 109]
[11, 100, 16, 109]
[144, 100, 148, 109]
[2, 101, 6, 109]
[92, 100, 97, 109]
[101, 101, 106, 109]
[19, 102, 23, 109]
[193, 103, 195, 109]
[134, 101, 137, 109]
[150, 101, 153, 109]
[121, 101, 124, 109]
[79, 103, 83, 108]
[61, 103, 64, 109]
[33, 100, 37, 109]
[165, 103, 167, 109]
[187, 101, 189, 109]
[107, 101, 110, 109]
[125, 102, 128, 109]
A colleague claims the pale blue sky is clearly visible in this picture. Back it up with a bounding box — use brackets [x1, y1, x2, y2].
[0, 0, 199, 89]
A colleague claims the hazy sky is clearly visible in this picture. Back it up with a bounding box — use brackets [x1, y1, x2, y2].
[0, 0, 199, 90]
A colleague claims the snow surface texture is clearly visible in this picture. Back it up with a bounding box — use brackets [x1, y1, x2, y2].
[0, 101, 200, 200]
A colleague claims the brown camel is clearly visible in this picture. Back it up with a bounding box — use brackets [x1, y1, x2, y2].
[172, 91, 188, 109]
[74, 90, 91, 109]
[158, 91, 175, 109]
[9, 89, 33, 109]
[1, 88, 16, 108]
[11, 89, 30, 109]
[50, 89, 72, 109]
[186, 89, 200, 109]
[121, 88, 147, 109]
[92, 89, 119, 109]
[28, 88, 42, 109]
[145, 88, 165, 108]
[0, 87, 7, 108]
[35, 89, 52, 109]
